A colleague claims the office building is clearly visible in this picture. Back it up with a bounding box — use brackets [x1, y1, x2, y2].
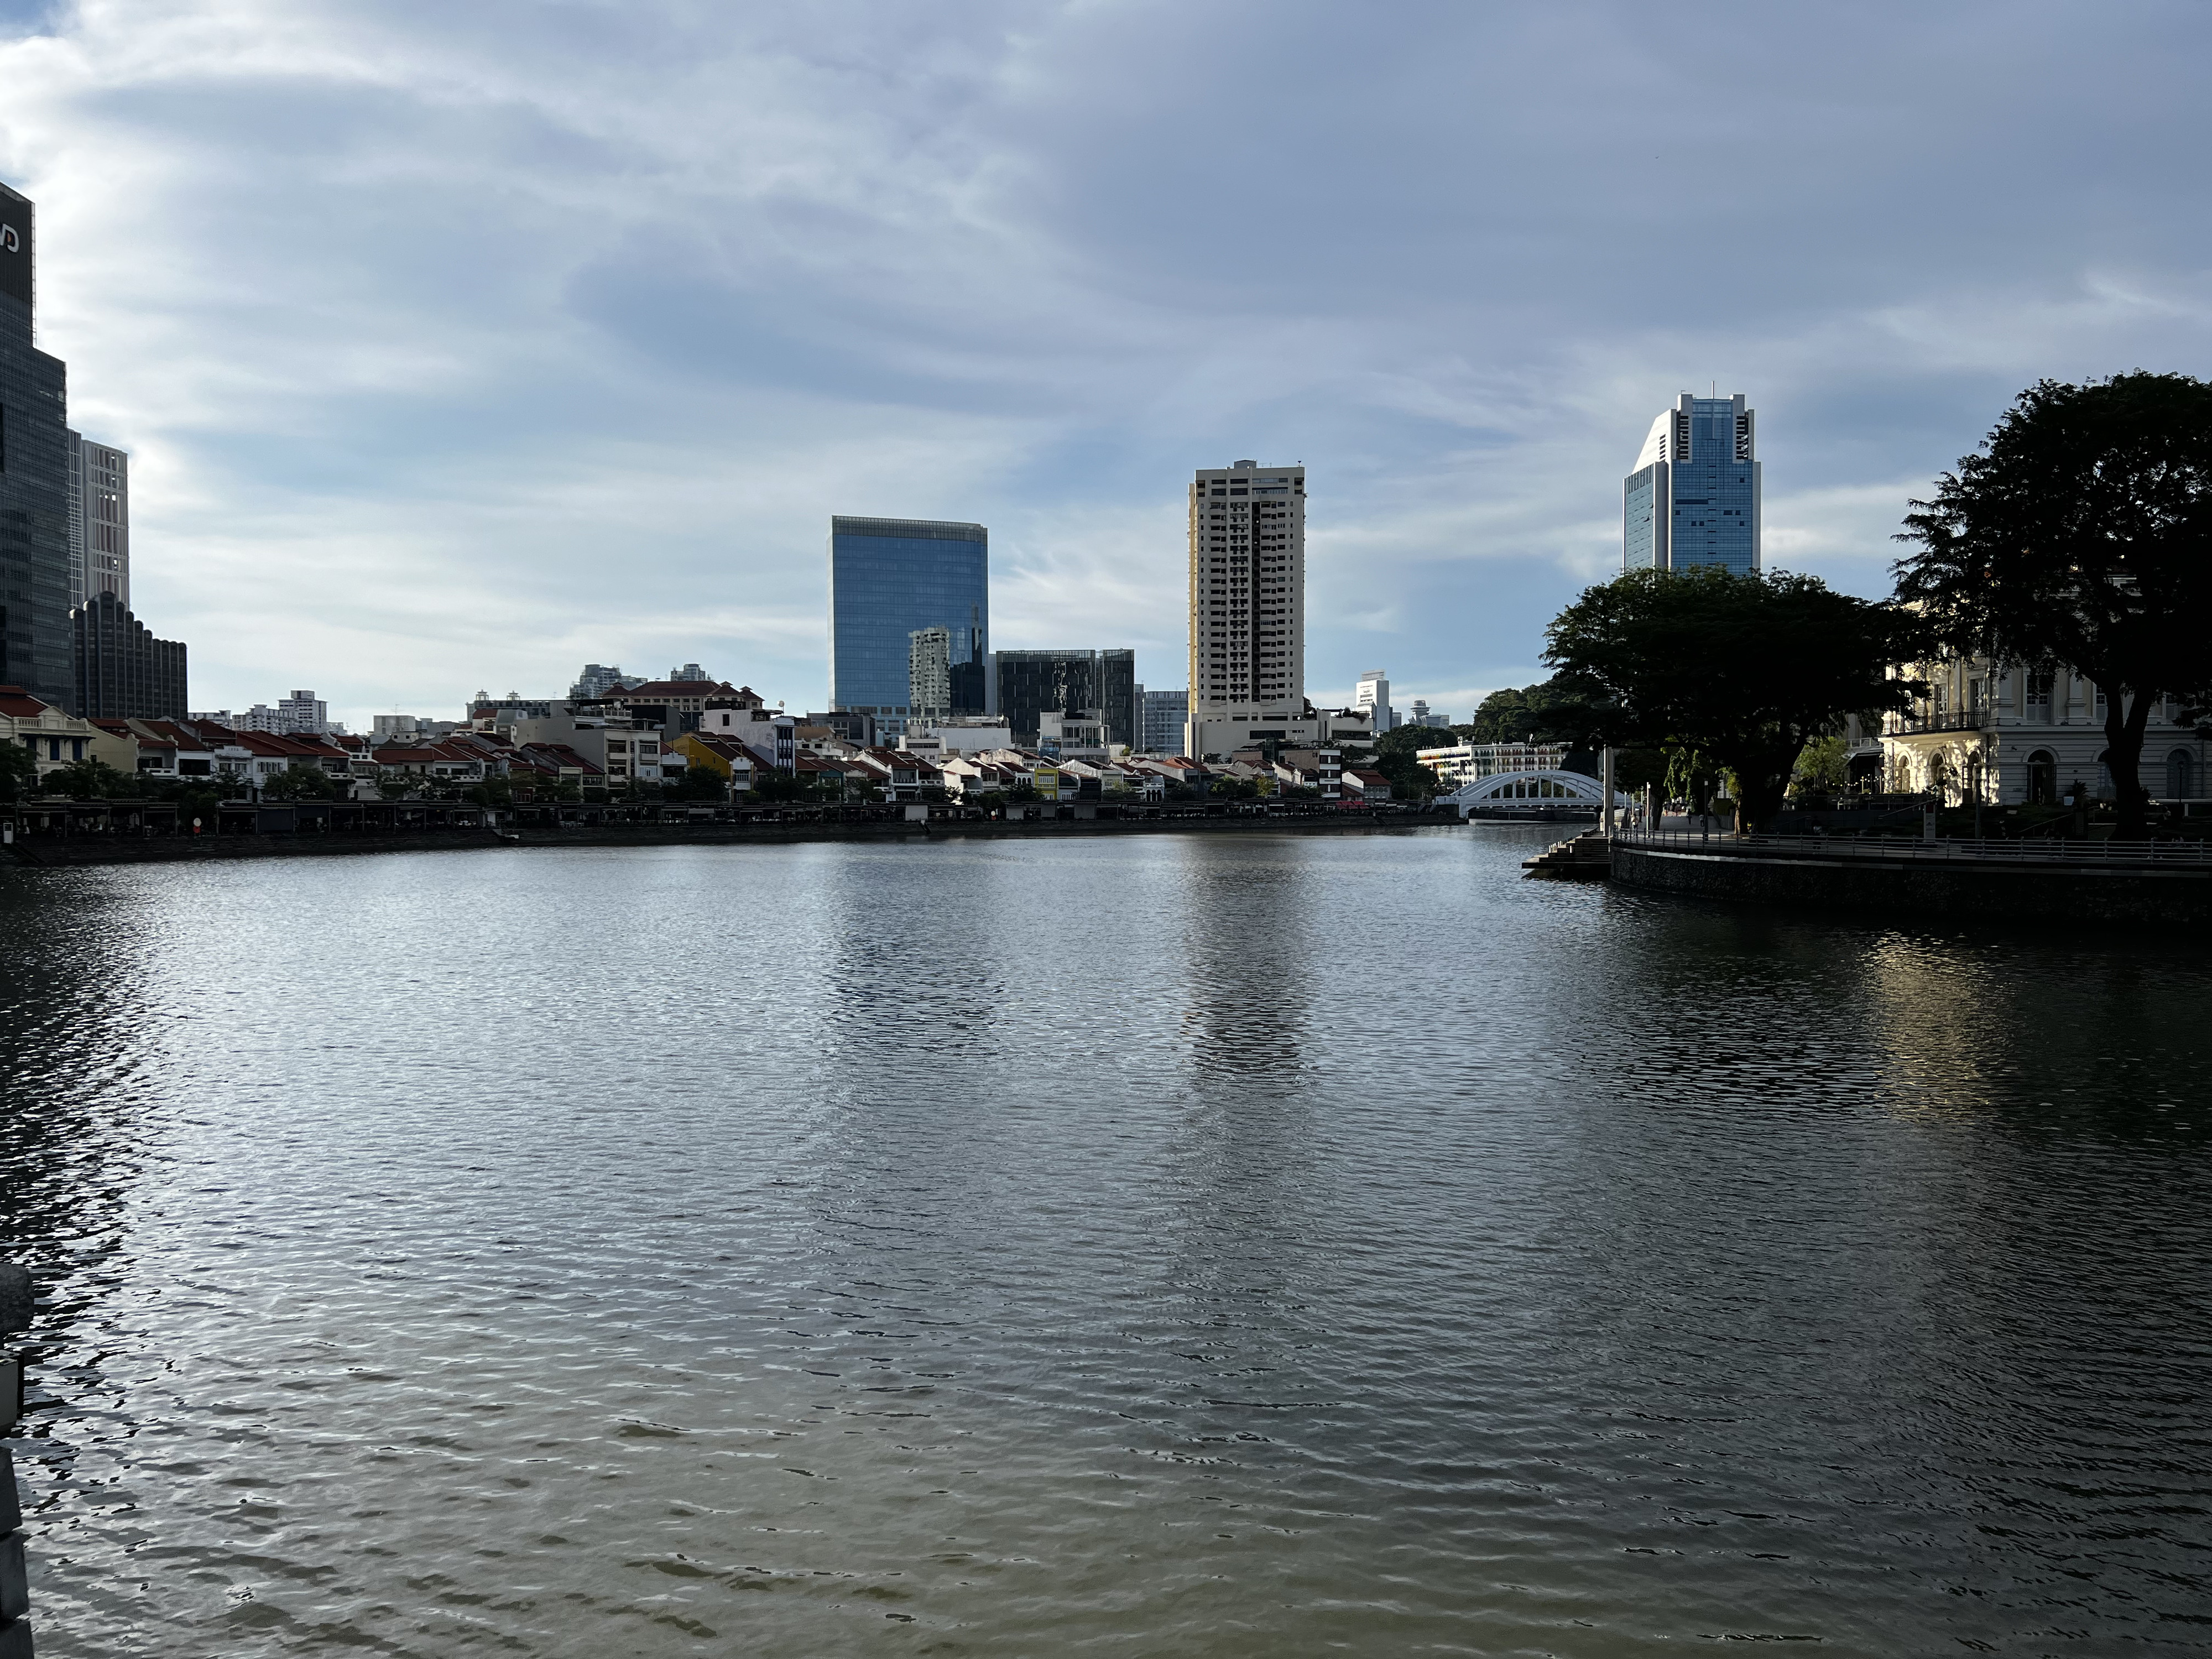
[66, 432, 129, 611]
[1141, 687, 1188, 754]
[1355, 669, 1395, 733]
[1187, 460, 1307, 753]
[0, 181, 75, 710]
[909, 627, 953, 720]
[70, 591, 186, 720]
[994, 648, 1137, 747]
[1624, 392, 1761, 575]
[829, 515, 987, 740]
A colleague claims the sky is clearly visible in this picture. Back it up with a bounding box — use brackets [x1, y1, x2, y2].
[5, 0, 2212, 733]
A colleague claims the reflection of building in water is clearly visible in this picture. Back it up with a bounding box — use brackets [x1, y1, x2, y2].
[1173, 841, 1319, 1086]
[1881, 651, 2209, 806]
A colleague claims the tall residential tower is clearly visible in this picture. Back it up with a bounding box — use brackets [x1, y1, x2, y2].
[1186, 460, 1305, 753]
[1623, 393, 1760, 575]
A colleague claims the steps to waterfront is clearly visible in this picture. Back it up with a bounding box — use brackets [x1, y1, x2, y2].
[1522, 829, 1612, 879]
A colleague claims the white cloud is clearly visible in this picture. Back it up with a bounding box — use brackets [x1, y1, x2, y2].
[3, 1, 2210, 731]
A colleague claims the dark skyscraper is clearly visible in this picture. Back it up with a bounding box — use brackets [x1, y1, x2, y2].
[0, 181, 75, 709]
[72, 592, 187, 721]
[828, 515, 988, 743]
[994, 648, 1138, 748]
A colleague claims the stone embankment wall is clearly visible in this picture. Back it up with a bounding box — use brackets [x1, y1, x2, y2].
[1610, 841, 2212, 930]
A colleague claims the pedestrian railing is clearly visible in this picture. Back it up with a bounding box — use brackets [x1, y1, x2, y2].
[1614, 829, 2212, 867]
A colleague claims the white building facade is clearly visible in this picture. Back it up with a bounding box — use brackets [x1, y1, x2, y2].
[1355, 670, 1395, 732]
[1417, 741, 1571, 790]
[1880, 653, 2210, 806]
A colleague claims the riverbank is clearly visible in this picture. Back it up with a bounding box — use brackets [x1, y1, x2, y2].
[4, 807, 1464, 868]
[1609, 832, 2212, 928]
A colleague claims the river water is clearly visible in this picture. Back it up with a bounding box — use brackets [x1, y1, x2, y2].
[2, 827, 2209, 1657]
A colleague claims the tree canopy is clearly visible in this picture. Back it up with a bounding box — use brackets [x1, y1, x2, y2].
[0, 743, 37, 802]
[1894, 372, 2212, 837]
[37, 756, 139, 799]
[260, 762, 350, 801]
[1543, 567, 1917, 832]
[1467, 676, 1602, 747]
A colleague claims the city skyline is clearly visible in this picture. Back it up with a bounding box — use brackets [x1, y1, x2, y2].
[6, 6, 2211, 733]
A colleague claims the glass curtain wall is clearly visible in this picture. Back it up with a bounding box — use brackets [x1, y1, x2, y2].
[828, 518, 988, 739]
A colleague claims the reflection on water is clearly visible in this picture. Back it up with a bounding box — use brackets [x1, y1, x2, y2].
[2, 831, 2210, 1657]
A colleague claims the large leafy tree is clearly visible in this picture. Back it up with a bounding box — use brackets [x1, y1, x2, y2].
[1893, 373, 2212, 838]
[0, 742, 38, 802]
[1544, 567, 1917, 833]
[38, 756, 139, 799]
[1467, 675, 1604, 747]
[260, 762, 350, 801]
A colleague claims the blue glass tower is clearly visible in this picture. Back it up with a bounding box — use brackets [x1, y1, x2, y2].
[1623, 393, 1760, 575]
[828, 516, 988, 740]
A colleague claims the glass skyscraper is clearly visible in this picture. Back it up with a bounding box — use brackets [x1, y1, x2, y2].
[994, 648, 1138, 748]
[0, 181, 76, 709]
[828, 516, 988, 740]
[1623, 393, 1760, 575]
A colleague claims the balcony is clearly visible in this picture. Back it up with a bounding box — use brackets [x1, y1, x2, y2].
[1885, 709, 1994, 735]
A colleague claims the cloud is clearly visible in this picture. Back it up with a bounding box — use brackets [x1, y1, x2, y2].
[4, 1, 2211, 730]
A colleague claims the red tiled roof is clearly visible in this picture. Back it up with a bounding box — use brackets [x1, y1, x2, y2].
[611, 680, 758, 702]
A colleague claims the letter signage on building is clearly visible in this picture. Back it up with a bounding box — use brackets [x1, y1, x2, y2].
[0, 189, 29, 305]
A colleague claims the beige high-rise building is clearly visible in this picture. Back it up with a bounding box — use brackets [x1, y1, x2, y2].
[66, 431, 131, 611]
[1185, 459, 1306, 753]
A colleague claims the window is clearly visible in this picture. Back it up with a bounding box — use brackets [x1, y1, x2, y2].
[2026, 672, 2053, 717]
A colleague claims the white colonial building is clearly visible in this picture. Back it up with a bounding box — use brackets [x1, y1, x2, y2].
[1880, 654, 2208, 806]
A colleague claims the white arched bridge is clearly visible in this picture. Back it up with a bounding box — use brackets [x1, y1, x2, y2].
[1442, 769, 1626, 818]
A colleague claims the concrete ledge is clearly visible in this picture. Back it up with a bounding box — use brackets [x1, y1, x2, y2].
[1611, 840, 2212, 928]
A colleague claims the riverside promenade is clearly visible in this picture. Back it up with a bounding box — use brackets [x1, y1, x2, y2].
[1608, 828, 2212, 928]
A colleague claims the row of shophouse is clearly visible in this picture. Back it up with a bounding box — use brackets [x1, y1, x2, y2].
[5, 679, 1397, 806]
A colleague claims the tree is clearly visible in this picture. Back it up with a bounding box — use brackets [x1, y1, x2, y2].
[1894, 373, 2212, 838]
[1793, 734, 1850, 797]
[1665, 747, 1724, 821]
[0, 742, 41, 802]
[1544, 567, 1918, 833]
[39, 756, 139, 799]
[664, 765, 726, 802]
[1467, 675, 1607, 747]
[260, 763, 349, 801]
